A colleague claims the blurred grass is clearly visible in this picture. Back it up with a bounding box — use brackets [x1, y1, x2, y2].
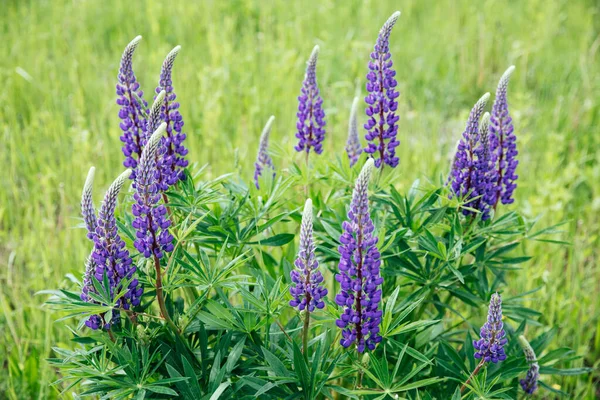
[0, 0, 598, 398]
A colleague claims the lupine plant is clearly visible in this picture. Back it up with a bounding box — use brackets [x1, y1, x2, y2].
[45, 19, 590, 400]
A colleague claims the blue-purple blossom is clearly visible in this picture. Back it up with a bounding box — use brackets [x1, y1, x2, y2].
[364, 11, 401, 169]
[132, 122, 174, 260]
[346, 97, 362, 167]
[335, 159, 383, 352]
[116, 36, 149, 179]
[254, 116, 276, 189]
[473, 293, 507, 363]
[295, 45, 326, 155]
[85, 170, 144, 330]
[448, 93, 493, 219]
[289, 199, 328, 311]
[518, 335, 540, 395]
[489, 66, 518, 207]
[154, 46, 189, 189]
[81, 167, 97, 240]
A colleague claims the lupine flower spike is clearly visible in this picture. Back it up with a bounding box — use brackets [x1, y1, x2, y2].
[489, 66, 518, 208]
[254, 116, 276, 189]
[295, 45, 326, 156]
[117, 36, 148, 179]
[346, 97, 362, 167]
[132, 122, 174, 260]
[448, 93, 493, 219]
[518, 335, 540, 395]
[132, 122, 177, 329]
[80, 167, 98, 303]
[473, 293, 507, 363]
[335, 158, 383, 352]
[154, 45, 189, 189]
[81, 167, 97, 240]
[364, 11, 401, 169]
[85, 170, 144, 330]
[290, 199, 328, 352]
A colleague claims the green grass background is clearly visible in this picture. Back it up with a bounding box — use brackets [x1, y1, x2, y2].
[1, 0, 598, 398]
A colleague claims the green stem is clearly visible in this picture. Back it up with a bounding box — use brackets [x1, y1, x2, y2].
[153, 254, 179, 333]
[460, 359, 486, 393]
[302, 310, 310, 355]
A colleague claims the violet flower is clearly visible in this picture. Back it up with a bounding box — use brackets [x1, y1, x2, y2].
[85, 170, 144, 330]
[132, 122, 174, 260]
[335, 159, 383, 352]
[254, 116, 276, 189]
[448, 93, 493, 219]
[295, 45, 326, 155]
[116, 36, 149, 179]
[346, 97, 362, 167]
[289, 199, 328, 311]
[81, 167, 97, 240]
[154, 46, 189, 189]
[489, 66, 518, 207]
[518, 335, 540, 395]
[473, 293, 507, 363]
[364, 11, 401, 169]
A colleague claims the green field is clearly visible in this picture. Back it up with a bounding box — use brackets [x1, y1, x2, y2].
[1, 0, 598, 398]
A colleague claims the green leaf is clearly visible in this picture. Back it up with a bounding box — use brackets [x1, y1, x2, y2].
[250, 233, 295, 246]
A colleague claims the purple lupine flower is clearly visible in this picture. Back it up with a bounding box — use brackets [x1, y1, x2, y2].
[154, 46, 189, 189]
[473, 293, 507, 363]
[86, 170, 144, 330]
[289, 199, 328, 311]
[81, 167, 97, 240]
[448, 93, 492, 219]
[364, 11, 401, 169]
[116, 36, 149, 179]
[489, 66, 518, 207]
[254, 116, 276, 189]
[132, 122, 174, 260]
[335, 159, 383, 352]
[295, 45, 326, 155]
[518, 335, 540, 395]
[346, 97, 362, 167]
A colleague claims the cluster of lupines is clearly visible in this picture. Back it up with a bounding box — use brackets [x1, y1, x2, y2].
[289, 199, 328, 312]
[80, 169, 144, 330]
[345, 97, 362, 167]
[295, 45, 326, 156]
[473, 293, 508, 363]
[254, 116, 276, 189]
[132, 122, 175, 260]
[154, 46, 189, 189]
[489, 66, 518, 207]
[116, 36, 149, 179]
[518, 335, 540, 395]
[335, 159, 384, 352]
[448, 66, 518, 219]
[364, 11, 401, 169]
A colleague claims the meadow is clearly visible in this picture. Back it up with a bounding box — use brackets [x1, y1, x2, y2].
[0, 0, 599, 398]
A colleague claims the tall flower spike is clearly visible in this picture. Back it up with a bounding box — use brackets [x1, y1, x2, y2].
[254, 116, 276, 189]
[473, 293, 507, 363]
[290, 199, 328, 311]
[489, 66, 518, 207]
[155, 46, 189, 189]
[116, 36, 148, 179]
[295, 45, 326, 155]
[86, 170, 143, 330]
[448, 93, 492, 219]
[346, 97, 362, 167]
[132, 122, 174, 260]
[335, 159, 383, 352]
[518, 335, 540, 395]
[364, 11, 401, 169]
[81, 167, 97, 240]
